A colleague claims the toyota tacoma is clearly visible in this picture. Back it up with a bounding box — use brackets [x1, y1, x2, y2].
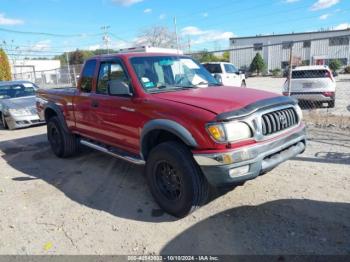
[36, 47, 306, 217]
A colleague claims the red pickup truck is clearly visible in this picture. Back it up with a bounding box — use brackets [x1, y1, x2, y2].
[36, 51, 306, 217]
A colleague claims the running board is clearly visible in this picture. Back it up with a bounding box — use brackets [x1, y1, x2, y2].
[80, 139, 145, 165]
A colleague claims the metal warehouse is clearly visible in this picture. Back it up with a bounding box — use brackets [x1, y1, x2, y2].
[229, 29, 350, 71]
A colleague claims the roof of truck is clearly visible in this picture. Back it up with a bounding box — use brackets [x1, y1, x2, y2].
[293, 65, 330, 71]
[91, 52, 188, 60]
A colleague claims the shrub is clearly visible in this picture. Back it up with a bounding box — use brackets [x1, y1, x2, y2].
[328, 59, 342, 73]
[271, 68, 281, 77]
[344, 66, 350, 74]
[250, 53, 266, 76]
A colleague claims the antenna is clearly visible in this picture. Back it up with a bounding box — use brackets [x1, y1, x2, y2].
[173, 17, 180, 54]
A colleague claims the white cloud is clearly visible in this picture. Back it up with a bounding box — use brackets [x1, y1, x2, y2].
[144, 8, 152, 13]
[310, 0, 340, 11]
[88, 44, 101, 51]
[284, 0, 300, 3]
[333, 23, 350, 30]
[111, 0, 143, 6]
[159, 13, 166, 20]
[88, 39, 130, 51]
[181, 26, 235, 45]
[30, 40, 51, 51]
[319, 13, 330, 19]
[0, 13, 23, 25]
[181, 26, 205, 36]
[202, 12, 209, 18]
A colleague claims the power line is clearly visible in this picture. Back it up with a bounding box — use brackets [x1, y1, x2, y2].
[0, 27, 103, 38]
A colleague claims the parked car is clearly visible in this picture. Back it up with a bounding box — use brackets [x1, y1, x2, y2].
[0, 81, 44, 130]
[282, 65, 336, 108]
[37, 47, 306, 217]
[202, 62, 246, 87]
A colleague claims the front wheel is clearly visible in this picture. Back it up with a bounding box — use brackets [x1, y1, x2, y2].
[145, 141, 209, 217]
[241, 80, 246, 87]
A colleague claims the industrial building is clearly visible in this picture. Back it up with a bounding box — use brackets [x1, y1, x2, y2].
[10, 59, 61, 84]
[229, 29, 350, 71]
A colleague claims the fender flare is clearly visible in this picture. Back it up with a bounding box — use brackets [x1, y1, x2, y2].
[44, 102, 70, 133]
[141, 119, 198, 157]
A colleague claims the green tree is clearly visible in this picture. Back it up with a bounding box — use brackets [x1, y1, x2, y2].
[194, 51, 221, 63]
[0, 48, 12, 81]
[250, 53, 266, 75]
[69, 50, 85, 65]
[220, 51, 230, 62]
[328, 59, 342, 73]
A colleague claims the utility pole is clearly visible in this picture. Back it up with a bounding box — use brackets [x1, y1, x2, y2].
[101, 25, 111, 54]
[287, 42, 294, 96]
[66, 52, 72, 85]
[173, 17, 180, 54]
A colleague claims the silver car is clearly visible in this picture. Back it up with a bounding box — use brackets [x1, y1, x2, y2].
[0, 81, 45, 130]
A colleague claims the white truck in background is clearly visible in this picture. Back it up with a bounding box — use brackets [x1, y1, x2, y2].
[202, 62, 246, 87]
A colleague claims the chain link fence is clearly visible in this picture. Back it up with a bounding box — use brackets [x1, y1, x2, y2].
[12, 64, 83, 89]
[190, 35, 350, 130]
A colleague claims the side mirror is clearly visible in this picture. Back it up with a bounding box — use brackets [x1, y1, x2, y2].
[108, 80, 132, 96]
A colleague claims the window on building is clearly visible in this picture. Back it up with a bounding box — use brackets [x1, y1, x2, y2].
[282, 41, 293, 49]
[303, 41, 311, 48]
[253, 43, 263, 51]
[80, 60, 96, 93]
[302, 60, 310, 66]
[329, 37, 349, 46]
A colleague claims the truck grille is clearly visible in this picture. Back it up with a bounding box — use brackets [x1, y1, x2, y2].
[261, 107, 298, 136]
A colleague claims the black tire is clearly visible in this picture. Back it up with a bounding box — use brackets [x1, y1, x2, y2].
[1, 113, 9, 129]
[145, 141, 209, 218]
[47, 116, 78, 158]
[241, 80, 246, 87]
[328, 100, 335, 108]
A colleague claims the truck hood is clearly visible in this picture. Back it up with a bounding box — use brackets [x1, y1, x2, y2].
[153, 86, 280, 115]
[1, 96, 36, 109]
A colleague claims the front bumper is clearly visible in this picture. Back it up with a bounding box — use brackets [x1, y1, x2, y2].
[193, 125, 306, 186]
[5, 114, 45, 130]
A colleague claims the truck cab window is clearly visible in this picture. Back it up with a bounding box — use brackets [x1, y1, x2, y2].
[80, 60, 96, 93]
[97, 61, 128, 95]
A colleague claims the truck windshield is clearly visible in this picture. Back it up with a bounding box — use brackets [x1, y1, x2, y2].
[130, 56, 220, 93]
[0, 84, 37, 99]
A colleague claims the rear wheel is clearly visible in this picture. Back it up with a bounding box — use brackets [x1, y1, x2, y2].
[145, 141, 209, 217]
[1, 113, 8, 129]
[47, 116, 79, 158]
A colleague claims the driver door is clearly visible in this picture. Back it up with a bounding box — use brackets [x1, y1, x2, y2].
[89, 59, 140, 153]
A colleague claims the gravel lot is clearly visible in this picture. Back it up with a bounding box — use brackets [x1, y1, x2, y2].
[246, 74, 350, 117]
[0, 123, 349, 255]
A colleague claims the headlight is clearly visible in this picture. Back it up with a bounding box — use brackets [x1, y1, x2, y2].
[207, 121, 252, 143]
[295, 105, 303, 120]
[8, 108, 32, 116]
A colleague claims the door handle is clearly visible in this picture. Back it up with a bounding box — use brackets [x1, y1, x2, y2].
[91, 100, 99, 108]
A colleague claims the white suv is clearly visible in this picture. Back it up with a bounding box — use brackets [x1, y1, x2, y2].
[202, 62, 246, 87]
[283, 65, 336, 108]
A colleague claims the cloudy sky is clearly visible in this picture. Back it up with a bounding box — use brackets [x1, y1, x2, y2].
[0, 0, 349, 57]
